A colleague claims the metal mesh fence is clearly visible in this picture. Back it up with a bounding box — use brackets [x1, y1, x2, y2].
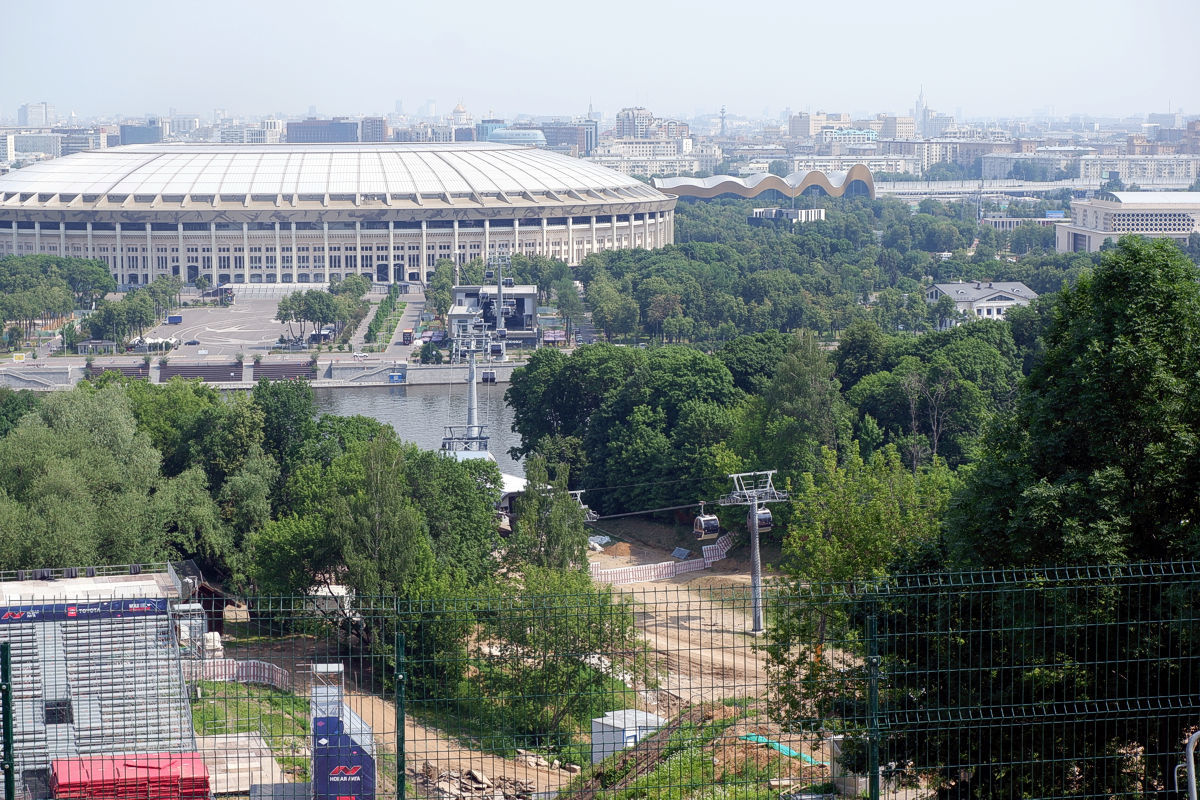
[0, 562, 1197, 800]
[769, 562, 1200, 800]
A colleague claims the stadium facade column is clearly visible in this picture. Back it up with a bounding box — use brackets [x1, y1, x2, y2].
[541, 218, 548, 256]
[145, 223, 153, 282]
[115, 222, 124, 284]
[388, 221, 395, 283]
[243, 223, 251, 284]
[566, 217, 574, 266]
[590, 216, 598, 257]
[420, 220, 428, 284]
[34, 220, 41, 253]
[322, 221, 330, 282]
[59, 221, 66, 256]
[513, 218, 520, 257]
[483, 219, 489, 264]
[11, 218, 18, 254]
[176, 223, 184, 280]
[453, 219, 461, 282]
[209, 222, 218, 285]
[87, 222, 94, 260]
[355, 221, 362, 279]
[273, 222, 282, 284]
[288, 221, 297, 283]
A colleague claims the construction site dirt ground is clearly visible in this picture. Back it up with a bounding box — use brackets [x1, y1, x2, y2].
[585, 518, 784, 713]
[219, 628, 579, 796]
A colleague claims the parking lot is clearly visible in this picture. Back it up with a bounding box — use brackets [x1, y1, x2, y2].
[147, 295, 291, 358]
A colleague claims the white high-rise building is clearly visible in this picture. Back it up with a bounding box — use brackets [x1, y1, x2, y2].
[615, 108, 655, 138]
[17, 102, 55, 127]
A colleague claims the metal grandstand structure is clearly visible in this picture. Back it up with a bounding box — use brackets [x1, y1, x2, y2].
[0, 596, 195, 799]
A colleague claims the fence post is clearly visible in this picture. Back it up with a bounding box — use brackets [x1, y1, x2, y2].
[866, 609, 880, 800]
[395, 632, 406, 800]
[1, 641, 13, 800]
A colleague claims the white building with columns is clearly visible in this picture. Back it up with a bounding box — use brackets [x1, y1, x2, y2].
[1055, 192, 1200, 253]
[0, 143, 675, 288]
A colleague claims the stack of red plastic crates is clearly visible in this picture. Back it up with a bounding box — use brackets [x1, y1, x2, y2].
[51, 754, 210, 800]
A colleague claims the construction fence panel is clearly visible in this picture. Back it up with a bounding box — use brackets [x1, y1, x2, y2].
[1, 563, 1198, 800]
[772, 561, 1200, 800]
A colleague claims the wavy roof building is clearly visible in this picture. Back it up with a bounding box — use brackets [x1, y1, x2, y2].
[0, 143, 675, 287]
[654, 166, 875, 200]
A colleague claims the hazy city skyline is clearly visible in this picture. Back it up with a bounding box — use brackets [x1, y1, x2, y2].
[6, 0, 1199, 123]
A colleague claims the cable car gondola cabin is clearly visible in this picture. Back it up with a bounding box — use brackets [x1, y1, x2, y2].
[694, 513, 720, 541]
[748, 507, 773, 533]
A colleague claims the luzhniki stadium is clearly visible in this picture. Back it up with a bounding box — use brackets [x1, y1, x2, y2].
[0, 143, 675, 287]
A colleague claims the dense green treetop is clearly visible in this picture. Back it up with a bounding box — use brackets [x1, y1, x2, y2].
[715, 330, 793, 394]
[507, 343, 741, 514]
[949, 237, 1200, 566]
[510, 455, 588, 572]
[571, 196, 1106, 345]
[0, 376, 508, 599]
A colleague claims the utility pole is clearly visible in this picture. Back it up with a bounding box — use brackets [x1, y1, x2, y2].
[720, 470, 788, 635]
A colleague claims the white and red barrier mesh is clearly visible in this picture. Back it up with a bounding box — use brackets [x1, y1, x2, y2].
[590, 535, 734, 585]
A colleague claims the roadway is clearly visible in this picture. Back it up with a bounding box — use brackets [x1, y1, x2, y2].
[873, 178, 1195, 197]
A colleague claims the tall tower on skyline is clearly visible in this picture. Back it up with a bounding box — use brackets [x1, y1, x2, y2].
[914, 87, 927, 137]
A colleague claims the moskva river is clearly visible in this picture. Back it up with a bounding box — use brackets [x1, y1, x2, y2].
[313, 382, 523, 475]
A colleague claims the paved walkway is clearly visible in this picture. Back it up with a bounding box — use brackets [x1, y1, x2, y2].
[345, 288, 426, 356]
[387, 295, 427, 357]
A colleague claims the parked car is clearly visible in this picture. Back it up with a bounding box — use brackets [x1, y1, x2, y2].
[185, 339, 200, 346]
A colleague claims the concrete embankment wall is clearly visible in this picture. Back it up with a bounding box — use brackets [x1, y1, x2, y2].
[0, 365, 80, 390]
[0, 359, 519, 391]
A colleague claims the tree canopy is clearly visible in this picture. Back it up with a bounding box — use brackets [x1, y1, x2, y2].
[949, 237, 1200, 566]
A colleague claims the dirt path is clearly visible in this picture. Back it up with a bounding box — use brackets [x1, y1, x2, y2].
[345, 692, 574, 795]
[586, 523, 775, 713]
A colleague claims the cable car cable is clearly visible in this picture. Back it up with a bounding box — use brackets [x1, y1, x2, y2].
[571, 477, 693, 494]
[591, 502, 706, 520]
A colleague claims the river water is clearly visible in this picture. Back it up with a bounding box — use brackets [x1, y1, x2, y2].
[313, 382, 524, 474]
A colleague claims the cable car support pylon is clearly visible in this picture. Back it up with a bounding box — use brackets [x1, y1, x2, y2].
[719, 470, 788, 636]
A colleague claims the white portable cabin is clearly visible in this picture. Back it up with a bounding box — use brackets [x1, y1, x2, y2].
[828, 735, 865, 796]
[590, 710, 665, 764]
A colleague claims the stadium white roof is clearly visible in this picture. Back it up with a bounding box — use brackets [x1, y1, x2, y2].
[0, 143, 665, 206]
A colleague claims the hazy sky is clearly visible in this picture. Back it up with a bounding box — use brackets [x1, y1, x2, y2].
[6, 0, 1198, 122]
